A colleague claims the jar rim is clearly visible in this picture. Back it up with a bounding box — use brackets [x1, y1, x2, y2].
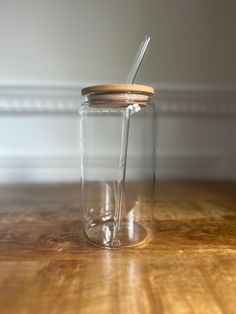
[85, 92, 151, 107]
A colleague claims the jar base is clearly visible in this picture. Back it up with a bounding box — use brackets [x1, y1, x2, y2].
[85, 220, 148, 249]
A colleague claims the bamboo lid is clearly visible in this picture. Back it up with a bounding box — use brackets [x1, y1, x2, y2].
[81, 84, 154, 96]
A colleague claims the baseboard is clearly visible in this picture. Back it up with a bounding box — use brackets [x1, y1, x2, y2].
[0, 154, 224, 183]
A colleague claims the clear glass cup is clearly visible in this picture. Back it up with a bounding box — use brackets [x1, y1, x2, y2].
[80, 84, 155, 249]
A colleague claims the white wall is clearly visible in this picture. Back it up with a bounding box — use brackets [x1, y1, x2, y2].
[1, 0, 236, 86]
[0, 0, 236, 182]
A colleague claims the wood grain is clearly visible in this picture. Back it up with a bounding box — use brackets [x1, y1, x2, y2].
[0, 181, 235, 314]
[81, 83, 154, 96]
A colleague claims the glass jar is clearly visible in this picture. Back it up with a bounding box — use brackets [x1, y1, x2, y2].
[80, 84, 155, 249]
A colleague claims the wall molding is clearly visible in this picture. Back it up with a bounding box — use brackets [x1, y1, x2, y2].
[0, 83, 236, 115]
[0, 83, 235, 181]
[0, 154, 225, 183]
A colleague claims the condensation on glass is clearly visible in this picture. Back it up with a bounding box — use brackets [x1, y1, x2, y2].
[80, 84, 155, 249]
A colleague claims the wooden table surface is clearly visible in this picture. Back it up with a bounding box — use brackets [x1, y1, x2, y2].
[0, 181, 236, 314]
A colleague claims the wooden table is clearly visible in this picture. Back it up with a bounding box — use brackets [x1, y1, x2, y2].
[0, 182, 235, 314]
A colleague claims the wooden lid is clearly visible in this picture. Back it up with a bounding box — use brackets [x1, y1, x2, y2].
[81, 84, 154, 96]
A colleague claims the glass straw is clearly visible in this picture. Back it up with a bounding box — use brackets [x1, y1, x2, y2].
[113, 36, 151, 241]
[126, 36, 151, 84]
